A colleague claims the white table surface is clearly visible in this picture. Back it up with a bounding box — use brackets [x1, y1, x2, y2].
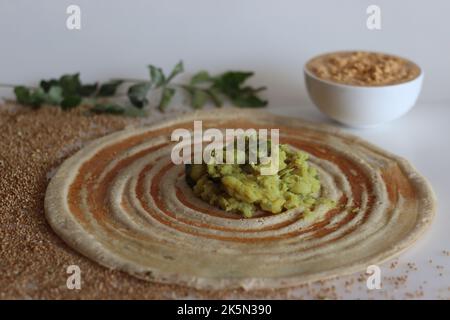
[263, 102, 449, 299]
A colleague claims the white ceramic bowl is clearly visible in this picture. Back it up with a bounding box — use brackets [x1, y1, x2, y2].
[304, 54, 423, 128]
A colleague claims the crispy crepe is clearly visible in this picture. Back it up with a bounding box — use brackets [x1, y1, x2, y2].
[45, 110, 436, 290]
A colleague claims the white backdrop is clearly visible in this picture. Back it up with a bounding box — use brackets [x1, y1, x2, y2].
[1, 0, 449, 106]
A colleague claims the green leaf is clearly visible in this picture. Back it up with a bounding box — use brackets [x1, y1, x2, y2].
[213, 71, 254, 95]
[47, 86, 64, 105]
[166, 61, 184, 83]
[97, 80, 123, 97]
[29, 88, 47, 108]
[190, 71, 211, 85]
[205, 88, 223, 107]
[181, 85, 212, 109]
[14, 86, 31, 105]
[61, 95, 82, 110]
[191, 89, 208, 109]
[231, 94, 267, 108]
[127, 82, 151, 108]
[91, 103, 147, 117]
[14, 86, 59, 108]
[158, 87, 176, 111]
[79, 83, 98, 97]
[211, 71, 267, 108]
[91, 103, 125, 115]
[59, 73, 81, 96]
[40, 79, 59, 92]
[148, 65, 165, 88]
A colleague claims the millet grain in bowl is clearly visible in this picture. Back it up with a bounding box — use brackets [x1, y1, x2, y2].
[306, 51, 421, 87]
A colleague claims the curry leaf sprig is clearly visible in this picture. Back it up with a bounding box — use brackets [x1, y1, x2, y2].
[2, 61, 267, 115]
[182, 71, 267, 109]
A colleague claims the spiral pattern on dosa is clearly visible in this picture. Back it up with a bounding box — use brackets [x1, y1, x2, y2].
[45, 110, 435, 290]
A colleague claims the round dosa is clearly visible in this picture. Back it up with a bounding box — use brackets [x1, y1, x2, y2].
[45, 110, 436, 290]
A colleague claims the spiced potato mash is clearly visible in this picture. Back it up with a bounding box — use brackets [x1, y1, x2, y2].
[186, 139, 327, 218]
